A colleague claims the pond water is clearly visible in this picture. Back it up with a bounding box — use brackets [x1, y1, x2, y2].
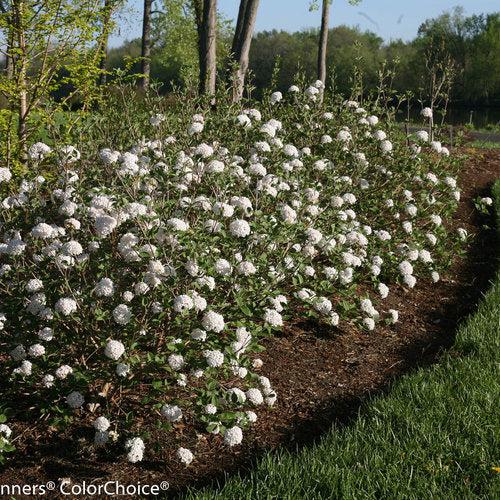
[395, 107, 500, 128]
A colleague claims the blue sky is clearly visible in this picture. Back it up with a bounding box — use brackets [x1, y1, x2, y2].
[110, 0, 500, 47]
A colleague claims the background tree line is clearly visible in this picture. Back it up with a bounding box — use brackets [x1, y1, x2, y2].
[105, 5, 500, 107]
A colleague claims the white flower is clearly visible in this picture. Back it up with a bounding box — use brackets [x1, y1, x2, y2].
[66, 391, 85, 409]
[237, 261, 256, 275]
[403, 274, 417, 288]
[204, 349, 224, 367]
[60, 145, 80, 164]
[125, 437, 145, 463]
[168, 354, 185, 371]
[363, 317, 375, 330]
[116, 363, 130, 377]
[28, 343, 45, 357]
[61, 240, 83, 256]
[113, 304, 131, 325]
[55, 297, 77, 316]
[191, 328, 207, 341]
[0, 167, 12, 183]
[167, 218, 189, 231]
[93, 416, 111, 432]
[415, 130, 429, 142]
[336, 130, 352, 142]
[26, 279, 43, 292]
[202, 311, 225, 332]
[224, 426, 243, 446]
[189, 122, 204, 135]
[150, 113, 165, 126]
[0, 424, 12, 438]
[55, 365, 73, 379]
[283, 144, 299, 157]
[236, 114, 252, 128]
[380, 140, 393, 154]
[264, 308, 283, 327]
[378, 283, 389, 299]
[161, 404, 183, 422]
[104, 340, 125, 360]
[94, 215, 117, 237]
[229, 219, 251, 238]
[314, 297, 332, 315]
[99, 148, 120, 164]
[177, 447, 194, 465]
[398, 261, 413, 276]
[421, 107, 433, 118]
[28, 142, 52, 160]
[270, 91, 283, 104]
[31, 223, 55, 239]
[205, 404, 217, 415]
[173, 294, 194, 313]
[95, 278, 114, 297]
[388, 309, 399, 323]
[42, 374, 54, 387]
[246, 388, 264, 405]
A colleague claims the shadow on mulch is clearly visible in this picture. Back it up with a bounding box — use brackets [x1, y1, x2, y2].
[1, 149, 499, 498]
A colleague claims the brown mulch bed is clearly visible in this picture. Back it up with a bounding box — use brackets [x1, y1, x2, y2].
[1, 148, 499, 497]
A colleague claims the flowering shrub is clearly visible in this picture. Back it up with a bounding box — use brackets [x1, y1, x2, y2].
[0, 81, 466, 464]
[0, 412, 14, 464]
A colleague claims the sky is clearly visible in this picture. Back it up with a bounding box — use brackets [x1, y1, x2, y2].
[110, 0, 500, 47]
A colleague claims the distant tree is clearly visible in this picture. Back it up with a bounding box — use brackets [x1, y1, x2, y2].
[230, 0, 260, 102]
[194, 0, 217, 96]
[310, 0, 361, 93]
[140, 0, 153, 89]
[317, 0, 330, 86]
[98, 0, 122, 86]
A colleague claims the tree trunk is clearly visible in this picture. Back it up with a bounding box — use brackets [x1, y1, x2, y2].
[231, 0, 248, 57]
[140, 0, 152, 90]
[317, 0, 330, 86]
[12, 0, 28, 157]
[231, 0, 259, 102]
[198, 0, 217, 96]
[4, 26, 13, 79]
[98, 0, 114, 86]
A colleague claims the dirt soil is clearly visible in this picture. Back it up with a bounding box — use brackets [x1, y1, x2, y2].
[1, 148, 499, 498]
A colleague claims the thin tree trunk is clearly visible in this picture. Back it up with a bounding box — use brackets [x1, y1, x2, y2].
[317, 0, 330, 87]
[198, 0, 217, 96]
[12, 0, 28, 157]
[231, 0, 259, 102]
[231, 0, 248, 57]
[140, 0, 152, 90]
[98, 0, 114, 86]
[4, 27, 13, 79]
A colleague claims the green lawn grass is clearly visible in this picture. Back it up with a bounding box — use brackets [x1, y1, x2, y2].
[186, 182, 500, 500]
[469, 141, 500, 149]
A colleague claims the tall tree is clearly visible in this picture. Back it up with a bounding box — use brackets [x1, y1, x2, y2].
[98, 0, 116, 86]
[0, 0, 102, 159]
[230, 0, 259, 102]
[317, 0, 330, 85]
[195, 0, 217, 96]
[140, 0, 152, 89]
